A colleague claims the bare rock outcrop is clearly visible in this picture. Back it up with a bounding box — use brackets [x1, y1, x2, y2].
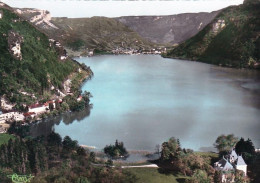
[15, 8, 58, 30]
[8, 30, 23, 60]
[0, 10, 3, 19]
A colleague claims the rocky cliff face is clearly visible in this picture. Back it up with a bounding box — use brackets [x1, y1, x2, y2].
[15, 8, 58, 30]
[15, 6, 221, 52]
[0, 5, 81, 105]
[14, 8, 157, 53]
[115, 11, 220, 44]
[8, 30, 23, 60]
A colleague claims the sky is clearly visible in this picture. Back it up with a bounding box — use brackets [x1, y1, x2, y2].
[1, 0, 244, 18]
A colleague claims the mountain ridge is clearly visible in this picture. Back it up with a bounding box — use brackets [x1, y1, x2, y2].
[164, 1, 260, 69]
[14, 6, 221, 55]
[0, 3, 88, 108]
[115, 11, 220, 44]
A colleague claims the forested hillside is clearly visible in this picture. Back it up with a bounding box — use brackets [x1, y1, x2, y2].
[116, 11, 220, 44]
[0, 131, 137, 183]
[0, 6, 81, 106]
[51, 16, 156, 52]
[165, 0, 260, 68]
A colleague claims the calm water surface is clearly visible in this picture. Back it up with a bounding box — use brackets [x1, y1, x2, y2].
[52, 55, 260, 151]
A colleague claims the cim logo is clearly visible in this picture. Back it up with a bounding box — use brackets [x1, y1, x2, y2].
[7, 174, 34, 183]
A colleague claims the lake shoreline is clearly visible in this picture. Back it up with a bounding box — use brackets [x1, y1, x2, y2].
[27, 55, 260, 155]
[162, 54, 260, 70]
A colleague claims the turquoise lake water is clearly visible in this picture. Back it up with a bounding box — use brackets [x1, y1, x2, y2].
[52, 55, 260, 151]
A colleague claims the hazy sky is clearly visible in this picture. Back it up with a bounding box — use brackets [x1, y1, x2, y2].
[2, 0, 244, 18]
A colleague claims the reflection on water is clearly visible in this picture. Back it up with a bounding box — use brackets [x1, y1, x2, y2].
[33, 55, 260, 152]
[30, 107, 91, 137]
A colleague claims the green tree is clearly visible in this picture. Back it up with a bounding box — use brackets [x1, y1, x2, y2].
[62, 136, 78, 151]
[248, 57, 256, 68]
[76, 147, 86, 156]
[213, 170, 222, 183]
[244, 0, 259, 5]
[54, 177, 70, 183]
[61, 102, 69, 111]
[47, 132, 62, 146]
[7, 122, 30, 138]
[89, 152, 96, 162]
[67, 39, 85, 51]
[104, 140, 128, 159]
[235, 138, 255, 155]
[105, 159, 113, 167]
[160, 137, 181, 160]
[214, 134, 238, 152]
[235, 138, 255, 164]
[235, 170, 248, 183]
[77, 177, 90, 183]
[187, 170, 211, 183]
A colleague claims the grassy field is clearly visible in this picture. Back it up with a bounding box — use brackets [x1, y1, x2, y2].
[0, 134, 15, 146]
[195, 151, 218, 159]
[124, 168, 188, 183]
[195, 151, 219, 165]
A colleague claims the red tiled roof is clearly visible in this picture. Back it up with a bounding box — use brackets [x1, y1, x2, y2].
[29, 104, 42, 109]
[44, 101, 54, 106]
[23, 112, 36, 117]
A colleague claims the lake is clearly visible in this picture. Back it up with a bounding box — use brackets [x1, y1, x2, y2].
[39, 55, 260, 152]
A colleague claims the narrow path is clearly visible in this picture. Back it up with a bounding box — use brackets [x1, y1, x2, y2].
[121, 164, 158, 168]
[91, 163, 158, 168]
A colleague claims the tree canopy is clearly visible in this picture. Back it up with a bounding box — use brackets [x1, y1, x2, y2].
[159, 137, 215, 178]
[104, 140, 128, 159]
[214, 134, 238, 153]
[235, 138, 255, 155]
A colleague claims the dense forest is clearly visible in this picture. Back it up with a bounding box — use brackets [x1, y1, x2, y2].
[0, 7, 81, 106]
[155, 136, 259, 183]
[164, 0, 260, 68]
[0, 132, 137, 183]
[1, 131, 259, 182]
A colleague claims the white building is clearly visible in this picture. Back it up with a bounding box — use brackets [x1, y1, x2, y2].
[28, 104, 47, 115]
[235, 155, 247, 176]
[0, 112, 24, 123]
[88, 50, 94, 56]
[214, 149, 247, 182]
[60, 55, 67, 60]
[0, 97, 14, 111]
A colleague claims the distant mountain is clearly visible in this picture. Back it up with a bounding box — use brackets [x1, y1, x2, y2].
[0, 3, 84, 106]
[165, 1, 260, 68]
[115, 11, 220, 44]
[51, 16, 156, 51]
[14, 8, 157, 54]
[14, 7, 221, 55]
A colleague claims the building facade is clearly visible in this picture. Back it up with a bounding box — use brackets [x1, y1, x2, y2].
[214, 149, 247, 182]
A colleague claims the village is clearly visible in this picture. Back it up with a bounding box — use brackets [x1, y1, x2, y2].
[0, 90, 84, 134]
[0, 39, 84, 134]
[0, 85, 85, 133]
[111, 47, 167, 55]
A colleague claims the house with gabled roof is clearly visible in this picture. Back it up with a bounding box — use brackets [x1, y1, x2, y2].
[214, 157, 234, 171]
[229, 149, 238, 163]
[235, 155, 247, 176]
[214, 149, 247, 182]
